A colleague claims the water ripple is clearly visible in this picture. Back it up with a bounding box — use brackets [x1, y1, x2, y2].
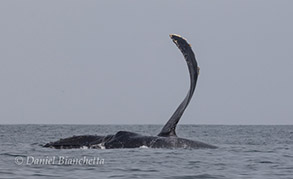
[0, 125, 293, 179]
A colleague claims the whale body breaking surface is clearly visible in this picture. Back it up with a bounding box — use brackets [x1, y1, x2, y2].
[44, 34, 217, 149]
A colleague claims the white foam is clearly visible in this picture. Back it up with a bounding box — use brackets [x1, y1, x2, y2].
[139, 145, 149, 149]
[89, 143, 106, 149]
[98, 143, 106, 149]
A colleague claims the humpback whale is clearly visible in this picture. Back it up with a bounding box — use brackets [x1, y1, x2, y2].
[44, 34, 217, 149]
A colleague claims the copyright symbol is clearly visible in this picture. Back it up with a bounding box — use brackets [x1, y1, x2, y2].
[15, 157, 24, 165]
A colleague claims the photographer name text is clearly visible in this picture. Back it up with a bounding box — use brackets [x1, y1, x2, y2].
[15, 156, 104, 166]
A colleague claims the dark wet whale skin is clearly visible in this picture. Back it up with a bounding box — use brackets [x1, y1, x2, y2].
[44, 34, 217, 149]
[44, 131, 217, 149]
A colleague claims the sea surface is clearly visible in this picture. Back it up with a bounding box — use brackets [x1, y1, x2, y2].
[0, 125, 293, 179]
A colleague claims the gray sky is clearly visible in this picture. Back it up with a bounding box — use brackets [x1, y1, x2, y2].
[0, 0, 292, 125]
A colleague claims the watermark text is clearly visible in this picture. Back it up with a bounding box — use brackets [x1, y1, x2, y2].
[15, 156, 104, 166]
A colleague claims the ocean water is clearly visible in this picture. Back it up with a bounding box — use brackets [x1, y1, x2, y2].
[0, 125, 292, 179]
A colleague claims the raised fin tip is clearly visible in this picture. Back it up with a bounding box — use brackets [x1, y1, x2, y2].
[169, 34, 182, 38]
[169, 34, 191, 46]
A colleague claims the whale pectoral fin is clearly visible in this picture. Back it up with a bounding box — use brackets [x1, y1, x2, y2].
[158, 34, 199, 137]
